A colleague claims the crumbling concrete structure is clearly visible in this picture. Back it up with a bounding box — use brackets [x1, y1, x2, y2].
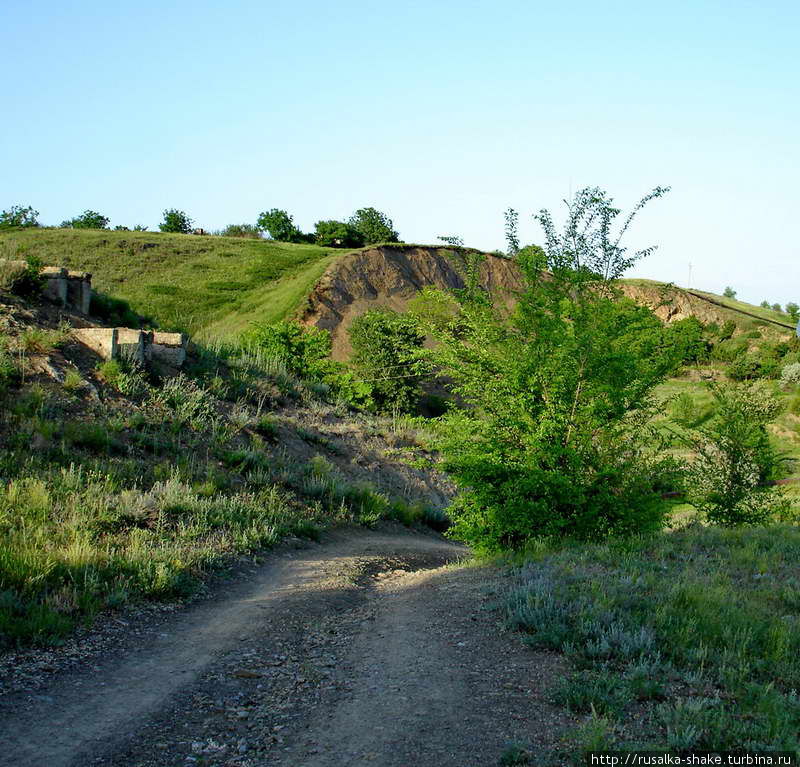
[0, 259, 92, 314]
[72, 328, 189, 372]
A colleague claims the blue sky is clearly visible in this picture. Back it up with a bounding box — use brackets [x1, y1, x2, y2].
[2, 0, 798, 305]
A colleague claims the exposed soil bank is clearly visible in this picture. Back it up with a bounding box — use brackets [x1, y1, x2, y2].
[300, 247, 522, 359]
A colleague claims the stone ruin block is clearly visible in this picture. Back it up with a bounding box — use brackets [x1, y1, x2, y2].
[147, 331, 188, 368]
[66, 271, 92, 314]
[41, 267, 68, 306]
[0, 259, 92, 314]
[116, 328, 146, 366]
[72, 328, 119, 360]
[71, 327, 188, 372]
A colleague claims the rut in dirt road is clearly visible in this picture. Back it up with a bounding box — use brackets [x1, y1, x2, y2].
[0, 527, 570, 767]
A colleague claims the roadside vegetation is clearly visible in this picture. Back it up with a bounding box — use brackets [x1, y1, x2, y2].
[3, 189, 800, 760]
[508, 525, 800, 762]
[0, 290, 447, 647]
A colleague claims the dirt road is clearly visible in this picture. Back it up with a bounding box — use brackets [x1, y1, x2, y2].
[0, 525, 568, 767]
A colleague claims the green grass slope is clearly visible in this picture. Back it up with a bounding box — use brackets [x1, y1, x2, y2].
[0, 228, 338, 340]
[689, 288, 796, 328]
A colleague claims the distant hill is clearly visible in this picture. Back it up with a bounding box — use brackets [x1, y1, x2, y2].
[1, 228, 794, 349]
[0, 228, 338, 339]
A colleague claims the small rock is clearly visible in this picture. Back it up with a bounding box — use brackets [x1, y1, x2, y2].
[232, 669, 263, 679]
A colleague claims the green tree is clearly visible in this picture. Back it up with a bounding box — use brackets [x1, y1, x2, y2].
[516, 244, 547, 271]
[0, 205, 39, 229]
[786, 302, 799, 322]
[418, 185, 674, 551]
[61, 210, 109, 229]
[159, 209, 194, 234]
[504, 208, 519, 257]
[314, 220, 364, 248]
[256, 209, 304, 242]
[437, 235, 464, 246]
[685, 382, 789, 525]
[760, 300, 770, 309]
[348, 207, 399, 245]
[772, 303, 782, 312]
[348, 309, 426, 412]
[723, 286, 737, 299]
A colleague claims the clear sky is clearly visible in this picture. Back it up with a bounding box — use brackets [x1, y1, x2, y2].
[2, 1, 798, 305]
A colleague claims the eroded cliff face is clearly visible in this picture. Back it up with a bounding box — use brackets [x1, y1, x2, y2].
[299, 247, 790, 360]
[618, 283, 723, 324]
[299, 246, 522, 359]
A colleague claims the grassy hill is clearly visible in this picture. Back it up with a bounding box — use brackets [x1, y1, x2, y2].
[2, 229, 796, 346]
[0, 228, 338, 340]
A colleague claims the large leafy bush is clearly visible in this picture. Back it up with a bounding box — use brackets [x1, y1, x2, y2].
[348, 207, 399, 245]
[61, 210, 109, 229]
[348, 309, 427, 413]
[256, 209, 306, 243]
[685, 382, 789, 525]
[419, 186, 676, 551]
[314, 220, 364, 248]
[0, 205, 39, 229]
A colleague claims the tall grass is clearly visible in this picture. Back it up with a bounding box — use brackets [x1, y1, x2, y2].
[0, 467, 322, 647]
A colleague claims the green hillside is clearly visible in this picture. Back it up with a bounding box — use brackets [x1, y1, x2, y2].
[0, 228, 338, 340]
[2, 229, 796, 345]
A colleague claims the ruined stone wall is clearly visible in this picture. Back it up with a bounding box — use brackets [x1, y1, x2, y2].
[0, 259, 92, 314]
[72, 328, 188, 372]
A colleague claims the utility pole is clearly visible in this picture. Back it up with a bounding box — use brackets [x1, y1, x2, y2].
[687, 262, 692, 289]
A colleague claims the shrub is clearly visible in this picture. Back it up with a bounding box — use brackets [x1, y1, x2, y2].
[348, 309, 426, 413]
[663, 316, 709, 364]
[686, 382, 789, 525]
[781, 362, 800, 387]
[711, 336, 748, 361]
[0, 205, 39, 229]
[256, 209, 305, 242]
[247, 321, 332, 380]
[159, 209, 193, 234]
[0, 338, 17, 395]
[718, 319, 736, 340]
[314, 220, 364, 248]
[723, 286, 737, 299]
[424, 185, 675, 551]
[219, 223, 261, 239]
[149, 374, 215, 429]
[348, 207, 399, 245]
[60, 210, 109, 229]
[727, 354, 763, 381]
[2, 255, 44, 298]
